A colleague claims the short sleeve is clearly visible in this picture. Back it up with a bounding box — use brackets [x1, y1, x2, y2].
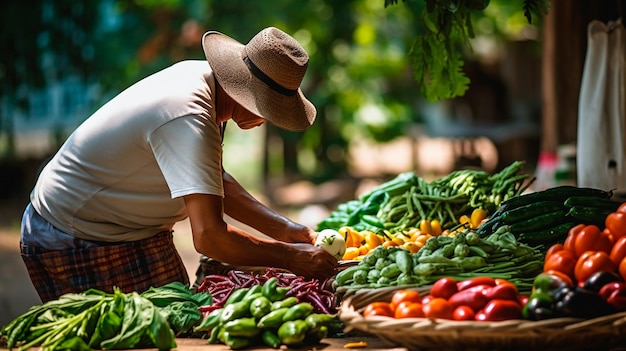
[148, 115, 224, 198]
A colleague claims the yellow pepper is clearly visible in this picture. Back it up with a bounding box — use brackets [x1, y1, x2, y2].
[470, 208, 487, 228]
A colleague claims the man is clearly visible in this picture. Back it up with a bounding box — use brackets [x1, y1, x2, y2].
[21, 27, 338, 302]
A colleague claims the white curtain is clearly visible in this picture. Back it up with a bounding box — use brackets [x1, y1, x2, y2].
[577, 19, 626, 194]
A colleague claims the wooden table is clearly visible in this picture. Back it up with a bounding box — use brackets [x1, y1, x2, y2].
[172, 334, 407, 351]
[1, 333, 407, 351]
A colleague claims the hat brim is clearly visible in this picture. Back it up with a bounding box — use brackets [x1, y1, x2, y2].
[202, 31, 316, 132]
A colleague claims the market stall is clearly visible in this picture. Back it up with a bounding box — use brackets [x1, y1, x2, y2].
[3, 160, 626, 351]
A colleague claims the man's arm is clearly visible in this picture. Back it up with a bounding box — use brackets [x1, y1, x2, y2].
[221, 171, 315, 244]
[183, 193, 338, 280]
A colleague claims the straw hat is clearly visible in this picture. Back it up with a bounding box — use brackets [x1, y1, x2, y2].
[202, 27, 316, 131]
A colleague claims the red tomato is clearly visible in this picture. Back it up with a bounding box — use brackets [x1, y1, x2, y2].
[394, 302, 425, 319]
[452, 305, 475, 321]
[421, 294, 434, 306]
[618, 203, 626, 213]
[607, 212, 626, 241]
[543, 249, 577, 279]
[610, 236, 626, 265]
[574, 251, 616, 285]
[363, 302, 394, 317]
[422, 298, 454, 319]
[457, 277, 496, 291]
[390, 289, 422, 310]
[430, 277, 459, 299]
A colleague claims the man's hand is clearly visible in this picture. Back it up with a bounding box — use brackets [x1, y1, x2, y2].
[285, 243, 339, 281]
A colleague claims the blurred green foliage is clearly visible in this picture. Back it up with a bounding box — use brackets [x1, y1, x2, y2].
[0, 0, 544, 182]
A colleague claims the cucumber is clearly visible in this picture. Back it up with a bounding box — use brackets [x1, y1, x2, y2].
[564, 196, 622, 211]
[518, 222, 576, 246]
[499, 201, 566, 225]
[509, 210, 567, 234]
[565, 206, 614, 228]
[501, 185, 613, 209]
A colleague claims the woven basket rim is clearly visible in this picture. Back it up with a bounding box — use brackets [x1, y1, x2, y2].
[338, 286, 626, 350]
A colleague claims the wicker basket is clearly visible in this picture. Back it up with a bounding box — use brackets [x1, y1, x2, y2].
[338, 286, 626, 351]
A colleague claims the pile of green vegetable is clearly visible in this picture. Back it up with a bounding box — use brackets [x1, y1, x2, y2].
[317, 161, 531, 234]
[0, 282, 211, 351]
[477, 185, 619, 247]
[334, 226, 543, 294]
[194, 277, 340, 350]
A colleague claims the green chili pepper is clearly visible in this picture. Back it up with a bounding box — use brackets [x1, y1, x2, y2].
[220, 300, 252, 324]
[207, 325, 222, 344]
[282, 302, 314, 322]
[242, 285, 262, 299]
[271, 296, 299, 311]
[304, 313, 336, 332]
[277, 320, 309, 346]
[261, 329, 282, 349]
[249, 296, 272, 319]
[257, 307, 289, 329]
[262, 277, 289, 302]
[222, 331, 251, 350]
[223, 317, 260, 338]
[193, 308, 222, 332]
[305, 325, 328, 344]
[225, 288, 250, 306]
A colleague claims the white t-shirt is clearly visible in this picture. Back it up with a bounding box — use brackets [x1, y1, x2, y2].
[31, 60, 224, 242]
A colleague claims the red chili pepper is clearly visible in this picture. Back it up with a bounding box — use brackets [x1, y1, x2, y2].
[475, 299, 522, 321]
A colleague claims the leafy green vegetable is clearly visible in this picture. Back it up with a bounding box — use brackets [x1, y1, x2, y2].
[384, 0, 550, 101]
[0, 283, 213, 351]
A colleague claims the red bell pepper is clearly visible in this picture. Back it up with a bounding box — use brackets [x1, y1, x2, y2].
[574, 251, 616, 285]
[543, 249, 577, 280]
[572, 225, 614, 257]
[606, 204, 626, 240]
[610, 236, 626, 266]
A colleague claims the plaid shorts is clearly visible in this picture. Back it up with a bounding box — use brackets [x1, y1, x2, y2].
[21, 230, 190, 302]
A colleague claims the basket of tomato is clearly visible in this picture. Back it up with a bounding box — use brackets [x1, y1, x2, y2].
[338, 275, 626, 351]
